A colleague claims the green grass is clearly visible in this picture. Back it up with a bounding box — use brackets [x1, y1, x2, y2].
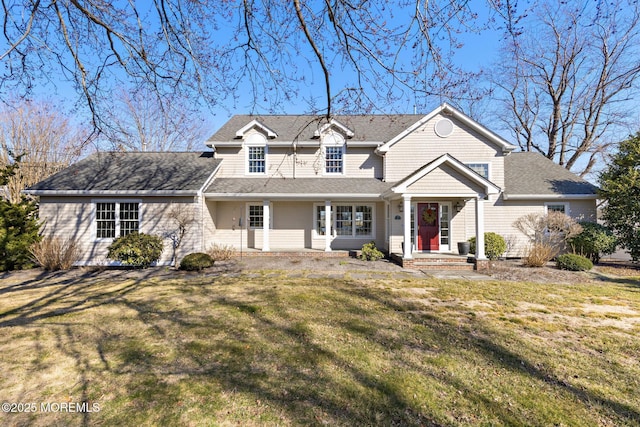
[0, 270, 639, 426]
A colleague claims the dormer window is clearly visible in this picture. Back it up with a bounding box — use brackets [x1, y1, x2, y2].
[323, 132, 345, 175]
[245, 133, 267, 175]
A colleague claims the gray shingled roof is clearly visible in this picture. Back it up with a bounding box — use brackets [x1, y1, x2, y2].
[26, 152, 221, 194]
[205, 177, 393, 198]
[504, 152, 598, 197]
[207, 115, 424, 143]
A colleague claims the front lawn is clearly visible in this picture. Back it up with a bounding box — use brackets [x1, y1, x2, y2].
[0, 268, 639, 426]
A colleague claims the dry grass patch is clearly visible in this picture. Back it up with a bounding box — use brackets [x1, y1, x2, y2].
[0, 269, 639, 426]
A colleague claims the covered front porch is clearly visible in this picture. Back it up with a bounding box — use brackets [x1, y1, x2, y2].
[383, 154, 502, 270]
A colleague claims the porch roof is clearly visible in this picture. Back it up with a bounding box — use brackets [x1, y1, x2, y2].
[386, 153, 501, 197]
[204, 177, 394, 199]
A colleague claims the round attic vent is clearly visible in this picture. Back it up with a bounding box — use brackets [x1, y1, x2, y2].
[434, 118, 454, 138]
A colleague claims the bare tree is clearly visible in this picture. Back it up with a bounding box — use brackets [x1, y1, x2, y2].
[100, 89, 208, 152]
[490, 0, 640, 177]
[0, 0, 485, 125]
[0, 100, 91, 202]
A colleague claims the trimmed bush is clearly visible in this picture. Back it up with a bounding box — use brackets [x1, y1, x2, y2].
[180, 252, 215, 271]
[556, 253, 593, 271]
[179, 252, 215, 271]
[359, 241, 384, 261]
[107, 232, 163, 268]
[469, 232, 507, 260]
[31, 236, 80, 271]
[568, 222, 617, 263]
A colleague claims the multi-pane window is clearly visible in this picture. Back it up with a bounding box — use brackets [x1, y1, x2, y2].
[325, 146, 344, 174]
[248, 205, 264, 228]
[119, 203, 139, 235]
[335, 205, 352, 235]
[316, 205, 333, 236]
[355, 205, 372, 236]
[96, 202, 116, 238]
[316, 204, 373, 238]
[248, 146, 266, 174]
[440, 205, 450, 246]
[466, 163, 489, 179]
[96, 202, 140, 239]
[546, 204, 567, 214]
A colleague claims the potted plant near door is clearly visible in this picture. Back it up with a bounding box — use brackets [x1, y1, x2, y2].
[457, 241, 470, 255]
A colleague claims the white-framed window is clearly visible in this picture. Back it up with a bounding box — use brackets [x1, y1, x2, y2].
[325, 145, 344, 174]
[246, 203, 273, 229]
[465, 163, 490, 180]
[545, 202, 569, 215]
[95, 201, 140, 239]
[245, 133, 267, 175]
[322, 132, 345, 174]
[247, 146, 266, 174]
[314, 204, 374, 238]
[316, 205, 333, 236]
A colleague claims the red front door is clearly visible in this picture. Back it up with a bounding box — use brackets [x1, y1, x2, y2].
[417, 203, 439, 251]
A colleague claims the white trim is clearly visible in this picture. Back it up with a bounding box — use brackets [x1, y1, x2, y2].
[503, 193, 596, 200]
[323, 144, 346, 175]
[24, 190, 199, 196]
[245, 145, 268, 175]
[464, 161, 491, 181]
[313, 119, 355, 139]
[245, 202, 273, 229]
[413, 201, 452, 253]
[207, 140, 383, 149]
[205, 193, 383, 200]
[91, 199, 143, 242]
[390, 154, 500, 196]
[376, 103, 517, 154]
[545, 202, 571, 215]
[197, 161, 223, 196]
[235, 119, 278, 139]
[313, 202, 375, 240]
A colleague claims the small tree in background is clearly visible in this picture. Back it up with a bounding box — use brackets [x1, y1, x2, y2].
[599, 132, 640, 261]
[0, 154, 41, 271]
[568, 222, 617, 264]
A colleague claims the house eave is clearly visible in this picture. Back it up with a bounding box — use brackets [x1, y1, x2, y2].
[502, 193, 597, 200]
[204, 193, 383, 200]
[23, 190, 199, 197]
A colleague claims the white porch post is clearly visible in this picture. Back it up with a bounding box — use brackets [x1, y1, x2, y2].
[262, 200, 270, 252]
[403, 195, 412, 259]
[475, 196, 486, 260]
[324, 200, 332, 252]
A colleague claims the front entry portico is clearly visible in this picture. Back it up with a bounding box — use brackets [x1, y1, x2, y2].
[385, 153, 502, 263]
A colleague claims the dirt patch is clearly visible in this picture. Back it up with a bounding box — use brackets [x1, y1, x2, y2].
[487, 259, 640, 285]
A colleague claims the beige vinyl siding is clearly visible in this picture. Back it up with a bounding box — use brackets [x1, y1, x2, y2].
[38, 196, 201, 265]
[384, 112, 505, 183]
[405, 166, 486, 195]
[214, 144, 382, 179]
[205, 200, 385, 251]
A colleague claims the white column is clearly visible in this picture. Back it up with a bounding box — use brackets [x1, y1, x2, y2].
[475, 196, 486, 260]
[403, 196, 412, 259]
[262, 200, 270, 252]
[324, 200, 332, 252]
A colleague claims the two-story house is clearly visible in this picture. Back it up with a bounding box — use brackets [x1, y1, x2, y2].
[26, 103, 598, 268]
